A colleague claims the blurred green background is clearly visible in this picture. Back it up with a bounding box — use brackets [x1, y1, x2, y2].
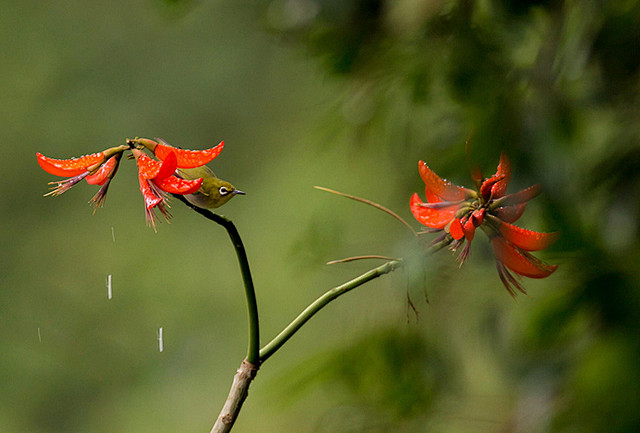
[2, 0, 640, 432]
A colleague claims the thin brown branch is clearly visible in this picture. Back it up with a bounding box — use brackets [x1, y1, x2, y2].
[326, 255, 399, 264]
[314, 186, 418, 237]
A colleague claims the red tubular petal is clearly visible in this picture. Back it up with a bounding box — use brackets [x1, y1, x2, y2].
[491, 237, 557, 278]
[410, 193, 457, 229]
[491, 152, 511, 198]
[418, 161, 466, 202]
[155, 141, 224, 168]
[449, 218, 465, 240]
[138, 173, 163, 210]
[494, 203, 527, 223]
[86, 155, 118, 185]
[37, 152, 104, 177]
[499, 222, 559, 251]
[154, 150, 178, 181]
[154, 175, 203, 195]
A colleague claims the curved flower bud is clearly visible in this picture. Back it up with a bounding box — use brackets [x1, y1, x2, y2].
[86, 155, 119, 185]
[88, 153, 123, 212]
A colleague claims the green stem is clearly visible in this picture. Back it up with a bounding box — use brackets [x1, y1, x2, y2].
[259, 259, 401, 363]
[174, 195, 260, 365]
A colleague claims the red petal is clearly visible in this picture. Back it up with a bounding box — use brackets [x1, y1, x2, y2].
[418, 161, 466, 202]
[135, 152, 159, 179]
[37, 152, 104, 177]
[491, 237, 557, 278]
[86, 155, 118, 185]
[499, 222, 559, 251]
[471, 208, 485, 226]
[154, 150, 177, 181]
[138, 173, 163, 210]
[480, 174, 505, 198]
[154, 175, 203, 195]
[491, 152, 511, 198]
[494, 203, 527, 223]
[470, 165, 483, 189]
[462, 218, 476, 241]
[449, 218, 465, 240]
[136, 152, 176, 180]
[501, 184, 541, 207]
[410, 193, 457, 229]
[155, 141, 224, 168]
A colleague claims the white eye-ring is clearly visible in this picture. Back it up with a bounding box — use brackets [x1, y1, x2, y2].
[219, 186, 229, 196]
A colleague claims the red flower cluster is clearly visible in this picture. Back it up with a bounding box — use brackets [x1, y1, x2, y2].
[410, 153, 558, 296]
[36, 138, 224, 230]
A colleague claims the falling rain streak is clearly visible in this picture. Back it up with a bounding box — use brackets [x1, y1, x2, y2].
[107, 274, 112, 299]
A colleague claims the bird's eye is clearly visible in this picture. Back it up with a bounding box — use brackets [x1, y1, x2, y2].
[219, 186, 229, 196]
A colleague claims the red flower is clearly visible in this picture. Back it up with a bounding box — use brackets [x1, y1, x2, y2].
[37, 138, 228, 230]
[131, 147, 203, 230]
[37, 145, 128, 210]
[411, 153, 558, 296]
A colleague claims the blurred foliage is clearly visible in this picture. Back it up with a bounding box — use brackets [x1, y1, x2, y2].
[264, 0, 640, 432]
[1, 0, 640, 432]
[274, 327, 453, 432]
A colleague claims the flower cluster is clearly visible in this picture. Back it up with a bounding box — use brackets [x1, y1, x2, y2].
[36, 138, 224, 230]
[410, 153, 558, 296]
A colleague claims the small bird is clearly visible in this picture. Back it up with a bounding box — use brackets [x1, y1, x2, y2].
[178, 165, 245, 209]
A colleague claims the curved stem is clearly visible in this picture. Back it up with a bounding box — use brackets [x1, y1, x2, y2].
[207, 260, 401, 433]
[174, 195, 260, 365]
[259, 259, 401, 363]
[175, 195, 402, 431]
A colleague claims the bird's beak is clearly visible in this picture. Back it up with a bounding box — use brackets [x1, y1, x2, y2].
[233, 189, 246, 195]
